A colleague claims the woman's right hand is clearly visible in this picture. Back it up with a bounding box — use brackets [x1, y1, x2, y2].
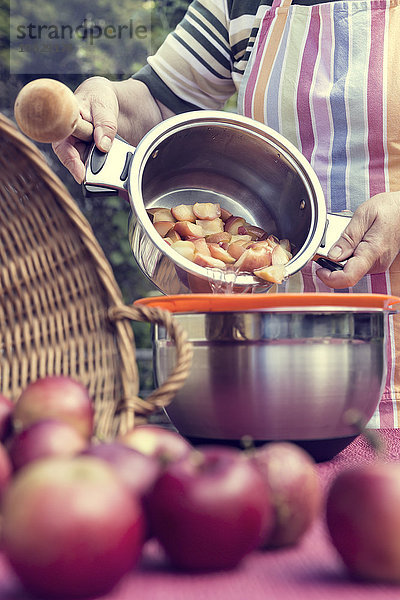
[52, 77, 119, 184]
[52, 76, 173, 184]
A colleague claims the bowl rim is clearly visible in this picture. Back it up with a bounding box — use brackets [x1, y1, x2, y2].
[134, 292, 400, 314]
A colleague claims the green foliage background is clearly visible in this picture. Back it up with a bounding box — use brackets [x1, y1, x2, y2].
[0, 0, 192, 352]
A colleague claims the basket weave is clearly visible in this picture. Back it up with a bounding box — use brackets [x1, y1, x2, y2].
[0, 113, 193, 439]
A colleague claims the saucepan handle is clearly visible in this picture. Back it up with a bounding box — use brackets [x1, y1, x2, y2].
[83, 135, 136, 198]
[314, 212, 353, 272]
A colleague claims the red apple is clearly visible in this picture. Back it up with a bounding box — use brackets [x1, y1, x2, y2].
[118, 425, 192, 467]
[8, 419, 88, 471]
[82, 441, 161, 503]
[326, 461, 400, 583]
[13, 376, 94, 439]
[0, 442, 12, 498]
[0, 394, 14, 441]
[147, 446, 273, 571]
[1, 456, 145, 598]
[251, 442, 322, 548]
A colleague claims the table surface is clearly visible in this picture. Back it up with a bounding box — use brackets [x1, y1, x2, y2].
[1, 430, 400, 600]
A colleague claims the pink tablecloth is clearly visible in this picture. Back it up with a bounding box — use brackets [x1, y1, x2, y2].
[1, 430, 400, 600]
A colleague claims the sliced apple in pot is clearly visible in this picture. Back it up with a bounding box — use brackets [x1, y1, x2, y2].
[193, 237, 211, 256]
[234, 245, 272, 272]
[208, 243, 236, 264]
[148, 208, 175, 223]
[153, 221, 175, 238]
[193, 202, 221, 220]
[193, 253, 227, 269]
[224, 216, 246, 235]
[196, 218, 224, 236]
[171, 204, 196, 223]
[170, 240, 196, 261]
[174, 221, 204, 239]
[254, 264, 286, 284]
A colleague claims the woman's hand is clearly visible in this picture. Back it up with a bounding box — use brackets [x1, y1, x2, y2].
[52, 77, 173, 184]
[52, 77, 118, 184]
[316, 192, 400, 288]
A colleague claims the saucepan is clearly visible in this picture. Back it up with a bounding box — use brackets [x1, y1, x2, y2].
[83, 111, 350, 294]
[135, 293, 400, 462]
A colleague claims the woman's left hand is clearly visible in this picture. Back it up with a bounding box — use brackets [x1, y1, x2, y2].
[316, 192, 400, 289]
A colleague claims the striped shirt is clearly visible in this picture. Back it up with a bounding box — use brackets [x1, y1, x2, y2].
[133, 0, 346, 113]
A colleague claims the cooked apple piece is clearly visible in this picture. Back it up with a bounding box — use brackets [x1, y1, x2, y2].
[193, 253, 226, 269]
[193, 237, 211, 256]
[165, 229, 182, 243]
[205, 231, 232, 244]
[248, 240, 271, 250]
[234, 246, 272, 272]
[227, 241, 248, 260]
[171, 204, 196, 223]
[253, 264, 286, 284]
[147, 208, 175, 223]
[154, 221, 175, 237]
[224, 216, 246, 235]
[266, 234, 280, 248]
[220, 207, 233, 222]
[193, 202, 221, 220]
[174, 221, 204, 239]
[196, 218, 224, 236]
[208, 243, 236, 264]
[230, 234, 252, 245]
[279, 238, 292, 253]
[271, 244, 291, 265]
[170, 240, 196, 261]
[237, 223, 267, 240]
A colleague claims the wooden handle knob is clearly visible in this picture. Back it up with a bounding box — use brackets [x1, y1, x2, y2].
[14, 78, 93, 144]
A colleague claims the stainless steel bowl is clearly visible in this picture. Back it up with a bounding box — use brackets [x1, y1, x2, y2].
[139, 293, 399, 461]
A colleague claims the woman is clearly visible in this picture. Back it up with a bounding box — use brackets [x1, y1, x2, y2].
[53, 0, 400, 427]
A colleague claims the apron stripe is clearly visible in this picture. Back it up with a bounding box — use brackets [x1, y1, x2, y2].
[310, 4, 334, 210]
[243, 13, 276, 117]
[367, 2, 386, 198]
[297, 6, 320, 164]
[266, 14, 291, 130]
[345, 3, 371, 213]
[386, 4, 400, 190]
[330, 2, 349, 213]
[253, 8, 291, 121]
[279, 9, 308, 147]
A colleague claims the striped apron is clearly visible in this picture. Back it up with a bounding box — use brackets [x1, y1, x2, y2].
[237, 0, 400, 428]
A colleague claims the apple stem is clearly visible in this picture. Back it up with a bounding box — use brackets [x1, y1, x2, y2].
[241, 435, 256, 456]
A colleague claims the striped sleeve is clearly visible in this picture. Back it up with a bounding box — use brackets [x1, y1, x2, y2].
[133, 0, 236, 112]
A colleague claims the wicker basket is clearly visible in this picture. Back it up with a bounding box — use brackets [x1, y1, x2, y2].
[0, 113, 193, 440]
